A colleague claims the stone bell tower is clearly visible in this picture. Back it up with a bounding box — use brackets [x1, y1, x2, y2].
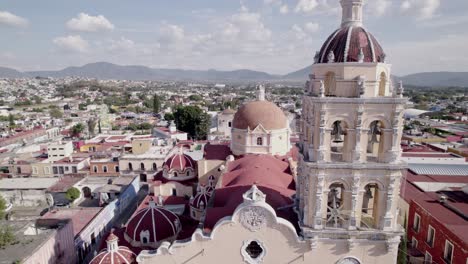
[297, 0, 406, 261]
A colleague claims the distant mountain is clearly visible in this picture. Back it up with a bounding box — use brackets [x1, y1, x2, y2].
[282, 65, 312, 80]
[0, 66, 24, 78]
[398, 72, 468, 87]
[0, 62, 467, 87]
[24, 62, 277, 82]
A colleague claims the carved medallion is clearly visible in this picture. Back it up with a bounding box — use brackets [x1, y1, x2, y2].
[240, 207, 267, 232]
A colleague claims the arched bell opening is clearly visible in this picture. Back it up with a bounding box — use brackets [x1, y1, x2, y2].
[366, 120, 385, 162]
[330, 120, 349, 162]
[326, 183, 350, 228]
[360, 183, 382, 229]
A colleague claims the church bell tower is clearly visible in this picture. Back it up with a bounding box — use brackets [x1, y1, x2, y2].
[297, 0, 406, 260]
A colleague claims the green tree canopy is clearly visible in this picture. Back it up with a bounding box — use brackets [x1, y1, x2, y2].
[65, 187, 81, 202]
[173, 105, 210, 140]
[49, 108, 63, 119]
[0, 195, 7, 219]
[153, 94, 161, 114]
[71, 123, 85, 137]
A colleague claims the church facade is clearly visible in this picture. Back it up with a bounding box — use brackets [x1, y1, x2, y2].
[90, 1, 406, 263]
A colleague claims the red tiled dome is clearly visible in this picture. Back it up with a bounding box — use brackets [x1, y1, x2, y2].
[164, 153, 196, 171]
[190, 189, 211, 210]
[233, 101, 287, 130]
[316, 26, 385, 64]
[90, 233, 136, 264]
[125, 198, 181, 247]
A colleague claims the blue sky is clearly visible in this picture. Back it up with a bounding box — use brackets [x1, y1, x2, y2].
[1, 0, 467, 75]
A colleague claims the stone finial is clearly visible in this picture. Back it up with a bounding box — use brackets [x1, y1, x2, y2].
[327, 51, 335, 63]
[319, 80, 325, 97]
[357, 48, 364, 63]
[256, 84, 266, 101]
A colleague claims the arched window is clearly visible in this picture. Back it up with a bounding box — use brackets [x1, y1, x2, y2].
[361, 183, 381, 229]
[103, 166, 108, 173]
[152, 163, 157, 171]
[326, 183, 347, 228]
[140, 163, 145, 171]
[93, 166, 98, 173]
[324, 72, 336, 96]
[115, 166, 119, 173]
[256, 137, 263, 146]
[378, 72, 387, 96]
[128, 163, 133, 171]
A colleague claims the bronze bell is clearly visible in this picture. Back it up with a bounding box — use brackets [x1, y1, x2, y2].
[332, 121, 344, 143]
[369, 121, 381, 144]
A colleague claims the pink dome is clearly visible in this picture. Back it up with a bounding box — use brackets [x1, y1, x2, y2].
[90, 233, 136, 264]
[164, 153, 196, 171]
[125, 198, 181, 247]
[190, 190, 211, 210]
[316, 26, 385, 64]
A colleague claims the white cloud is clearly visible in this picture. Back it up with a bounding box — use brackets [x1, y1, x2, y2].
[295, 0, 319, 14]
[400, 0, 440, 20]
[366, 0, 391, 17]
[66, 13, 115, 32]
[159, 22, 185, 44]
[304, 22, 319, 33]
[53, 35, 89, 53]
[108, 37, 135, 52]
[0, 11, 28, 27]
[280, 5, 289, 14]
[387, 34, 468, 75]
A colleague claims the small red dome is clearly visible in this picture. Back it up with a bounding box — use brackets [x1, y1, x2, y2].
[316, 26, 385, 64]
[164, 153, 196, 171]
[125, 199, 181, 247]
[190, 190, 211, 210]
[90, 233, 136, 264]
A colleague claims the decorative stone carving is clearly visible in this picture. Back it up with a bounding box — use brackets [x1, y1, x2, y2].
[337, 257, 361, 264]
[357, 48, 364, 63]
[396, 81, 404, 98]
[357, 75, 366, 97]
[319, 80, 325, 97]
[327, 51, 335, 63]
[240, 207, 268, 232]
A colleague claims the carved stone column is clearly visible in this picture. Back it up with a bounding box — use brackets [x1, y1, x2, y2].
[380, 129, 393, 163]
[348, 173, 361, 230]
[313, 173, 326, 229]
[383, 176, 398, 231]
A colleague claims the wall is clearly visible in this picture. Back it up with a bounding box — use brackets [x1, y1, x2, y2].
[408, 201, 468, 264]
[76, 176, 140, 263]
[23, 221, 76, 264]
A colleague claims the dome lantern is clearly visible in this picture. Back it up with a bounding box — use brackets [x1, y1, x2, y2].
[340, 0, 364, 27]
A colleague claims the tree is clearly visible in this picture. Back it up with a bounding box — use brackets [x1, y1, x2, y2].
[87, 118, 97, 136]
[65, 187, 81, 202]
[0, 195, 7, 219]
[153, 94, 161, 114]
[173, 105, 210, 140]
[164, 113, 174, 121]
[49, 108, 63, 119]
[8, 114, 14, 128]
[71, 123, 85, 137]
[0, 225, 16, 249]
[98, 119, 102, 134]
